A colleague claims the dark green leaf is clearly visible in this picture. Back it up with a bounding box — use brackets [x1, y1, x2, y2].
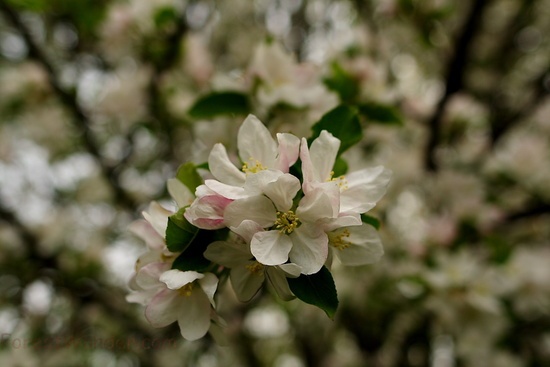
[165, 208, 199, 253]
[358, 102, 403, 126]
[310, 105, 362, 156]
[188, 91, 250, 118]
[154, 7, 178, 29]
[361, 214, 381, 230]
[287, 266, 338, 319]
[175, 162, 202, 193]
[171, 230, 215, 272]
[323, 62, 360, 103]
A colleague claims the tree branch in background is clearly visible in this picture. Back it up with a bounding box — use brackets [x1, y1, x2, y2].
[424, 0, 490, 171]
[0, 1, 138, 210]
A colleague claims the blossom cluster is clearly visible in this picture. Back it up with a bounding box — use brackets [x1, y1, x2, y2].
[127, 114, 391, 340]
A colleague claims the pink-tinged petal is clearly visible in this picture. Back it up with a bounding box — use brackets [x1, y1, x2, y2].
[230, 220, 264, 244]
[145, 288, 180, 328]
[322, 213, 362, 232]
[332, 224, 384, 266]
[266, 267, 295, 301]
[142, 201, 173, 237]
[300, 138, 315, 185]
[204, 240, 252, 267]
[289, 224, 328, 275]
[205, 179, 247, 200]
[238, 115, 277, 169]
[340, 166, 392, 213]
[309, 131, 340, 182]
[136, 262, 171, 290]
[251, 230, 292, 266]
[159, 269, 203, 290]
[184, 195, 232, 230]
[296, 184, 339, 223]
[176, 290, 211, 341]
[275, 132, 300, 172]
[263, 173, 301, 212]
[208, 143, 246, 186]
[224, 195, 277, 228]
[126, 288, 158, 305]
[167, 178, 194, 208]
[128, 219, 165, 251]
[198, 273, 219, 307]
[230, 264, 265, 302]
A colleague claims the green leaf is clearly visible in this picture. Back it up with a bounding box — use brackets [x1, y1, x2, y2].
[361, 214, 381, 230]
[175, 162, 202, 193]
[323, 62, 360, 103]
[310, 105, 362, 156]
[188, 91, 250, 118]
[358, 102, 403, 126]
[165, 208, 199, 253]
[287, 266, 338, 319]
[332, 157, 348, 177]
[171, 230, 215, 272]
[154, 6, 178, 29]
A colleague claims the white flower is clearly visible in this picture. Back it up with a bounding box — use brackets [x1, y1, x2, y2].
[145, 269, 219, 341]
[326, 223, 384, 266]
[204, 220, 300, 302]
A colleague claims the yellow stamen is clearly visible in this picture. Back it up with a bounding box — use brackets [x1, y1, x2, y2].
[329, 229, 351, 250]
[178, 283, 194, 297]
[246, 262, 264, 275]
[242, 159, 267, 174]
[274, 210, 300, 234]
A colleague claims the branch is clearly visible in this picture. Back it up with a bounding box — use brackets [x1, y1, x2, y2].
[424, 0, 491, 171]
[0, 1, 138, 210]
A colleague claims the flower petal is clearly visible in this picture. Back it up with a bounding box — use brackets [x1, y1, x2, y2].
[224, 195, 276, 228]
[136, 262, 171, 290]
[301, 131, 340, 184]
[208, 143, 246, 186]
[275, 132, 300, 172]
[289, 224, 328, 275]
[340, 166, 392, 213]
[145, 288, 180, 328]
[198, 273, 219, 307]
[184, 194, 232, 230]
[297, 184, 339, 223]
[128, 219, 165, 251]
[167, 178, 194, 208]
[205, 179, 247, 200]
[251, 230, 292, 266]
[332, 224, 384, 266]
[230, 219, 264, 244]
[238, 115, 277, 169]
[142, 201, 172, 237]
[159, 269, 203, 290]
[230, 264, 265, 302]
[204, 240, 251, 268]
[263, 173, 301, 212]
[266, 267, 295, 301]
[177, 290, 211, 341]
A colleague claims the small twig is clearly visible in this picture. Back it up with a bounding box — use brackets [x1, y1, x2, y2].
[424, 0, 491, 171]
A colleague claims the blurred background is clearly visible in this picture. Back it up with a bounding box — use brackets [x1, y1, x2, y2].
[0, 0, 549, 366]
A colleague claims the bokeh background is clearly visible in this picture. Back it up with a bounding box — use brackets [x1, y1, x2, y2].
[0, 0, 549, 366]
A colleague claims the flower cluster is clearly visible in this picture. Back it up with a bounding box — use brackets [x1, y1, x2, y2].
[127, 114, 391, 340]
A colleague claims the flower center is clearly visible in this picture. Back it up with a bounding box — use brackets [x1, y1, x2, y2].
[328, 171, 349, 190]
[274, 210, 300, 234]
[246, 262, 264, 275]
[178, 283, 194, 297]
[329, 229, 351, 250]
[242, 159, 266, 174]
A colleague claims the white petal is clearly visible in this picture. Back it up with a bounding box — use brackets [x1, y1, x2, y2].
[205, 179, 247, 200]
[266, 267, 295, 301]
[142, 201, 172, 237]
[136, 262, 170, 290]
[167, 178, 194, 208]
[224, 195, 276, 228]
[340, 166, 392, 213]
[198, 273, 219, 307]
[322, 213, 362, 232]
[208, 143, 246, 186]
[128, 219, 165, 251]
[230, 219, 264, 244]
[184, 195, 232, 230]
[289, 224, 328, 275]
[301, 131, 340, 183]
[251, 230, 292, 266]
[263, 173, 301, 212]
[238, 115, 277, 169]
[177, 290, 211, 341]
[243, 169, 282, 194]
[296, 185, 339, 223]
[204, 240, 252, 267]
[145, 289, 180, 327]
[275, 133, 300, 172]
[160, 269, 203, 290]
[332, 224, 384, 266]
[230, 265, 265, 302]
[277, 263, 301, 278]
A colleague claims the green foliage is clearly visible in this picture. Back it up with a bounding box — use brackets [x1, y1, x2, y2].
[175, 162, 202, 193]
[358, 102, 404, 126]
[361, 214, 381, 230]
[332, 157, 348, 177]
[188, 92, 251, 118]
[323, 62, 360, 103]
[171, 230, 223, 272]
[287, 266, 339, 319]
[310, 105, 363, 156]
[165, 208, 199, 253]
